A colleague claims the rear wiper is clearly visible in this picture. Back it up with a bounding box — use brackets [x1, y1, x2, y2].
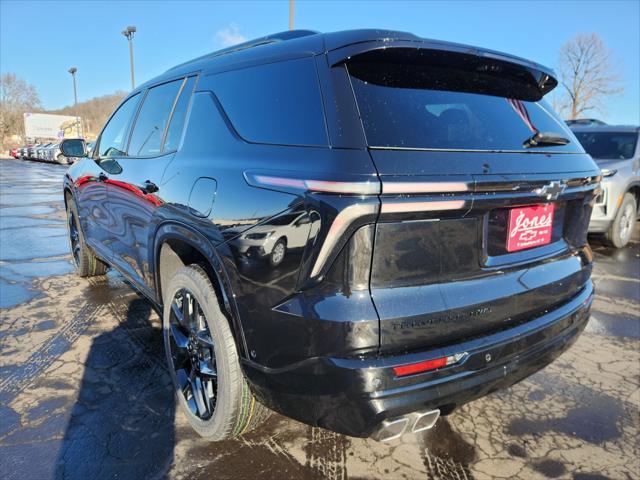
[523, 131, 570, 148]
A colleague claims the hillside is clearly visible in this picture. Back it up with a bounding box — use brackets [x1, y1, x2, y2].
[49, 91, 126, 139]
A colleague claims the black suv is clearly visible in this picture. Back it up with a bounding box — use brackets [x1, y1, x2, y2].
[62, 29, 599, 442]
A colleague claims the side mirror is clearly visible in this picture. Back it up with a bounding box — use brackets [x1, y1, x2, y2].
[60, 138, 87, 158]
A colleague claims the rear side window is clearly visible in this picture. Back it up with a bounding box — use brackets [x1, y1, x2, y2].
[209, 57, 327, 146]
[163, 77, 196, 152]
[128, 79, 183, 156]
[347, 49, 582, 152]
[97, 93, 140, 158]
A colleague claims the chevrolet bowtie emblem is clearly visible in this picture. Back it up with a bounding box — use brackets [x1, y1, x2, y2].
[535, 181, 566, 201]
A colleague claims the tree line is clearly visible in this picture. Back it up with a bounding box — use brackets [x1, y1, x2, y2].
[0, 32, 625, 149]
[0, 75, 125, 147]
[48, 91, 127, 140]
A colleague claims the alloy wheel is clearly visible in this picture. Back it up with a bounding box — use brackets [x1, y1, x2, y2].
[272, 241, 285, 264]
[168, 289, 217, 420]
[619, 203, 634, 245]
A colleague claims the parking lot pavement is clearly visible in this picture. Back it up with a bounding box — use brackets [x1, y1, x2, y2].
[0, 157, 638, 480]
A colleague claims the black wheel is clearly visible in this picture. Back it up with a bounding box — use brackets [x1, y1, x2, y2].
[604, 193, 636, 248]
[66, 199, 108, 277]
[269, 238, 286, 267]
[163, 265, 269, 440]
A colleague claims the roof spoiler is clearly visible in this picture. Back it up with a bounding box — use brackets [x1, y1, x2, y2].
[327, 38, 558, 100]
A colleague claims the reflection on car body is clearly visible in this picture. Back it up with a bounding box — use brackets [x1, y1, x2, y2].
[228, 211, 318, 267]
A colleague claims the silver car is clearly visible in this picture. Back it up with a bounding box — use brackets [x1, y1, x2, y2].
[36, 143, 53, 160]
[45, 143, 65, 163]
[27, 144, 42, 158]
[572, 125, 639, 247]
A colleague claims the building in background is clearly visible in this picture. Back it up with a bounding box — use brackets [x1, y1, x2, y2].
[23, 112, 83, 141]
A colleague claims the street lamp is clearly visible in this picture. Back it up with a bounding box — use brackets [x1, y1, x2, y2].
[289, 0, 294, 30]
[68, 67, 82, 138]
[122, 25, 136, 89]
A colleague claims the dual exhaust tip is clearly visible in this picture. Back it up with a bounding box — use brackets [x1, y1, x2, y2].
[372, 409, 440, 442]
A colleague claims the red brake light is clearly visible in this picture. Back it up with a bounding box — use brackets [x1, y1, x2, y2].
[393, 352, 469, 377]
[393, 357, 447, 377]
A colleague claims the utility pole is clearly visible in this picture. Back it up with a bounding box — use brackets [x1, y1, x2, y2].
[68, 67, 82, 138]
[289, 0, 294, 30]
[122, 26, 137, 89]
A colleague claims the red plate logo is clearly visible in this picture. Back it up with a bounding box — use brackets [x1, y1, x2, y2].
[506, 204, 555, 252]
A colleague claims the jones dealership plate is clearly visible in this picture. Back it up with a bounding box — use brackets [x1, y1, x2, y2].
[507, 204, 555, 252]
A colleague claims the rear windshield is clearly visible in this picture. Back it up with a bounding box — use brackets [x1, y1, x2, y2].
[348, 51, 581, 153]
[572, 131, 638, 159]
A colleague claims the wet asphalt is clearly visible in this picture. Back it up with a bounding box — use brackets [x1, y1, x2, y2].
[0, 157, 638, 480]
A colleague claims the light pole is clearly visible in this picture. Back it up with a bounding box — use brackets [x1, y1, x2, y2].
[68, 67, 82, 138]
[122, 25, 136, 89]
[289, 0, 294, 30]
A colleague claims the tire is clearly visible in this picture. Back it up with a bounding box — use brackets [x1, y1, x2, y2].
[268, 238, 286, 267]
[604, 193, 636, 248]
[163, 264, 269, 440]
[66, 198, 109, 277]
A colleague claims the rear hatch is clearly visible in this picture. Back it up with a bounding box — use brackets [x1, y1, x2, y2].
[343, 46, 600, 354]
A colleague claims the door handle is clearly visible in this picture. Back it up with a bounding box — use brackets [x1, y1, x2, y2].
[140, 180, 159, 194]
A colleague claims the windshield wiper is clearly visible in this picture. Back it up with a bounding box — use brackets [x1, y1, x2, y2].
[523, 132, 570, 148]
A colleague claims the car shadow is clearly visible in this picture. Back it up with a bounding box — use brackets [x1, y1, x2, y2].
[55, 298, 176, 479]
[588, 227, 640, 266]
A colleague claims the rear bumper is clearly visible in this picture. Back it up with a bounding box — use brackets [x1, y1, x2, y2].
[244, 280, 593, 437]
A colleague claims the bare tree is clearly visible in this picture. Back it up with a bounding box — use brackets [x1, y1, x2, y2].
[556, 33, 622, 120]
[0, 73, 42, 146]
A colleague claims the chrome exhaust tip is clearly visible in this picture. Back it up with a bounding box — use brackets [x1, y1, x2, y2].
[412, 409, 440, 433]
[371, 417, 409, 442]
[372, 409, 440, 442]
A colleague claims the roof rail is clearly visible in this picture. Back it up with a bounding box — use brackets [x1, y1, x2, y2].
[167, 29, 319, 72]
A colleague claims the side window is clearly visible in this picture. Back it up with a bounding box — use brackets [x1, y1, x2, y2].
[163, 76, 196, 152]
[128, 79, 183, 157]
[97, 94, 140, 158]
[209, 57, 328, 146]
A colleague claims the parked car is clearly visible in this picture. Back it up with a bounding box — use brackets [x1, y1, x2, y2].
[43, 143, 55, 162]
[36, 143, 53, 160]
[26, 144, 37, 158]
[27, 143, 46, 159]
[18, 146, 30, 159]
[227, 211, 317, 266]
[9, 147, 19, 158]
[571, 125, 639, 247]
[61, 29, 599, 443]
[43, 143, 65, 164]
[565, 118, 606, 127]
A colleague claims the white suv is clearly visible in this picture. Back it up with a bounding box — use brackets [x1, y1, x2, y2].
[572, 125, 640, 247]
[228, 212, 316, 267]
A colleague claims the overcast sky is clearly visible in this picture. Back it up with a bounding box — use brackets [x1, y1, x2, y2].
[1, 0, 638, 124]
